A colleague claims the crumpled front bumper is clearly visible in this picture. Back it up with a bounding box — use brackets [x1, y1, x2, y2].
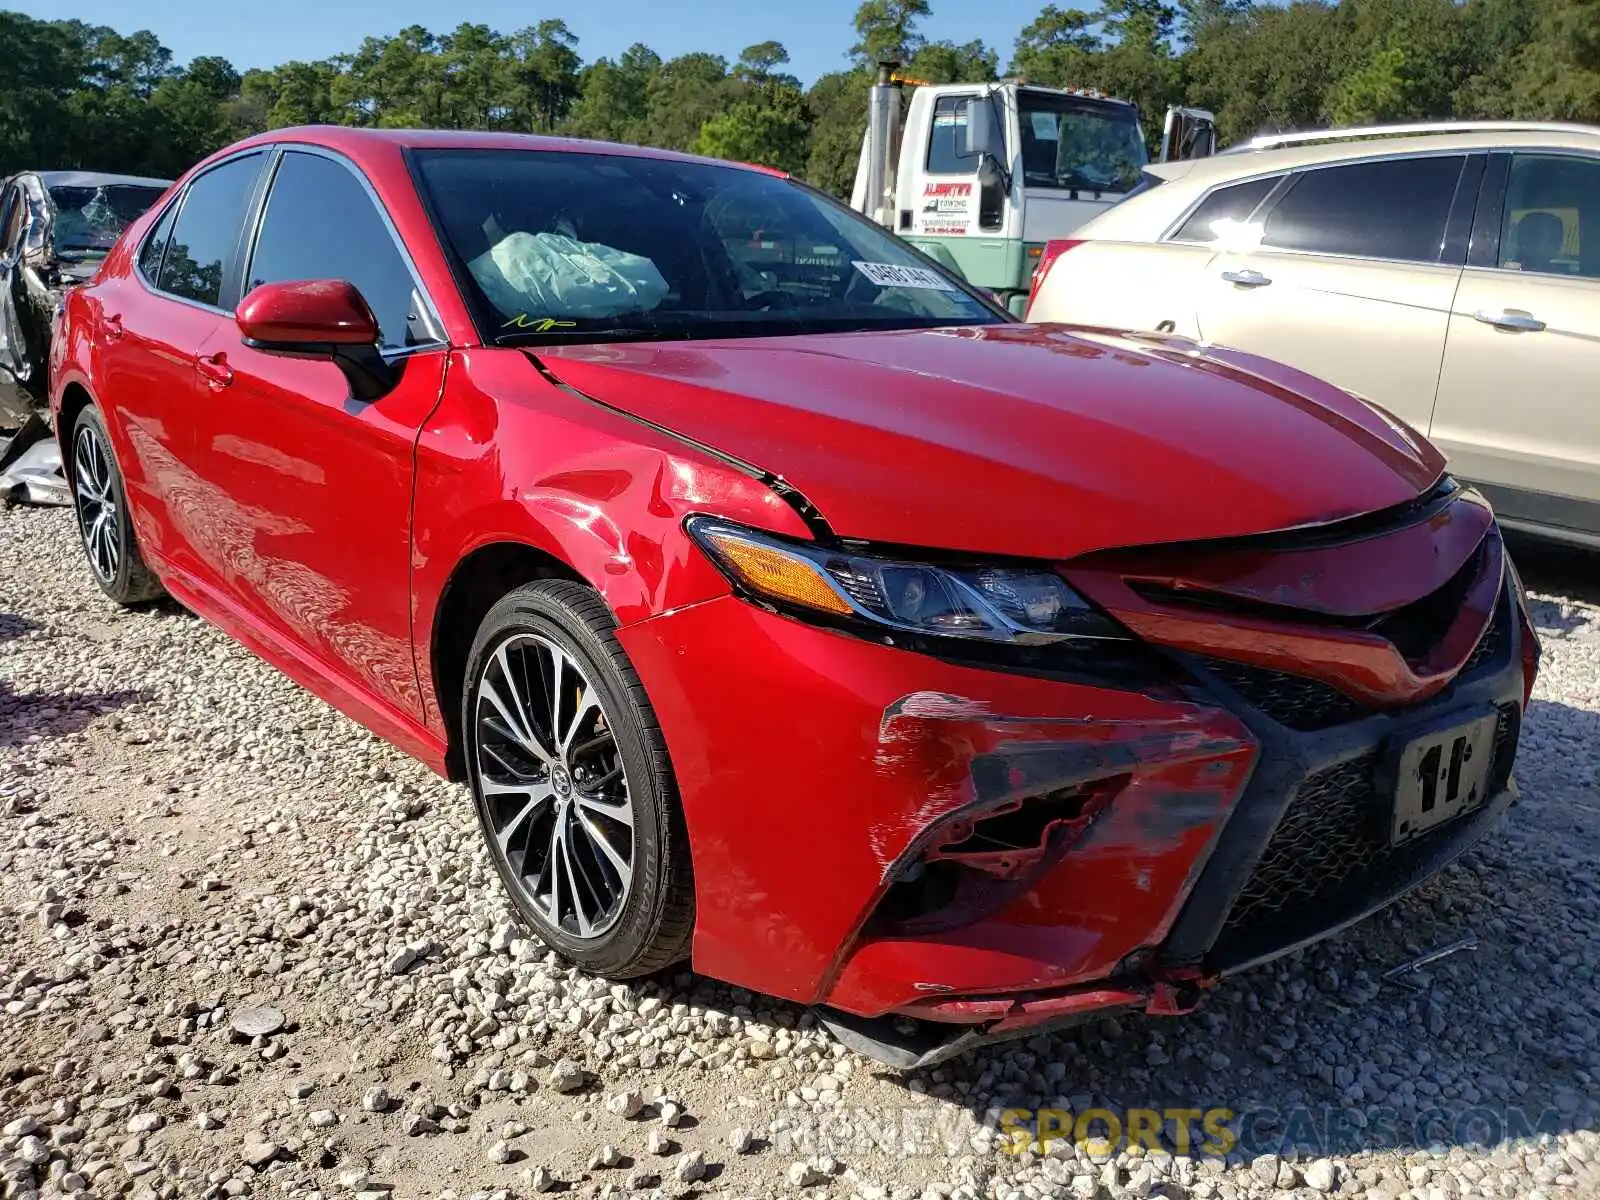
[620, 559, 1533, 1067]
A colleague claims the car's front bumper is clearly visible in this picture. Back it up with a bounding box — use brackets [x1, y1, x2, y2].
[619, 565, 1533, 1068]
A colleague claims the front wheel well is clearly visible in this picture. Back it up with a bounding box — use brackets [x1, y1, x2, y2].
[56, 383, 95, 469]
[432, 542, 587, 780]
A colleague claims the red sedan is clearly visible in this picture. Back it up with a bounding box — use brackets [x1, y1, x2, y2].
[50, 128, 1539, 1068]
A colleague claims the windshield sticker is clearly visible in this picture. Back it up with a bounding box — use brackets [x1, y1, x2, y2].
[851, 261, 958, 291]
[502, 314, 579, 332]
[1029, 111, 1058, 139]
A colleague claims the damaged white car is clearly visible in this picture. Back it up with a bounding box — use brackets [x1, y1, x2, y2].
[0, 169, 170, 505]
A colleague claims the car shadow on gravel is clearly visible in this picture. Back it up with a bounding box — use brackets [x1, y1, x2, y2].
[886, 696, 1600, 1168]
[0, 609, 153, 749]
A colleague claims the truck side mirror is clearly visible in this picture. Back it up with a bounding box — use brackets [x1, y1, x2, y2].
[1161, 107, 1218, 162]
[962, 98, 1004, 167]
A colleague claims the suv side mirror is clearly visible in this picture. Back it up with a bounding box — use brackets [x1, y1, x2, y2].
[236, 279, 399, 401]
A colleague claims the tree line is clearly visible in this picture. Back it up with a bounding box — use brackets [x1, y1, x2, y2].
[3, 0, 1597, 198]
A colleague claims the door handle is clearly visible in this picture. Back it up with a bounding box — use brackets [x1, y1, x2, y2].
[1473, 308, 1545, 333]
[1220, 269, 1272, 288]
[196, 353, 234, 389]
[101, 313, 123, 341]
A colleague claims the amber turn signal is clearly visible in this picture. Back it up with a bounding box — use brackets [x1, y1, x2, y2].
[698, 529, 854, 616]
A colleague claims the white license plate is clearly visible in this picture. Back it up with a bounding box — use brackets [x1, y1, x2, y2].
[1390, 712, 1498, 845]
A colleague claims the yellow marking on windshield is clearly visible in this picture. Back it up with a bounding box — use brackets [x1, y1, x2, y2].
[503, 314, 579, 332]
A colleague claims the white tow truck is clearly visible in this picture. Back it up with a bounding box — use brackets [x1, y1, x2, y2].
[850, 63, 1216, 312]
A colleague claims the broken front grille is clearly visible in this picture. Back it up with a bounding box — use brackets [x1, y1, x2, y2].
[1218, 705, 1518, 939]
[1196, 593, 1508, 733]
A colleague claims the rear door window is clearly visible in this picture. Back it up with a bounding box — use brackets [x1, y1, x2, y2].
[1261, 156, 1465, 263]
[245, 150, 436, 351]
[158, 154, 263, 308]
[1171, 176, 1279, 243]
[137, 202, 178, 283]
[1498, 154, 1600, 279]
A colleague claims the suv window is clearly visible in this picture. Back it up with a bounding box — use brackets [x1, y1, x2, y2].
[246, 151, 435, 350]
[926, 96, 980, 176]
[138, 202, 177, 282]
[1499, 154, 1600, 279]
[1261, 156, 1465, 263]
[158, 154, 263, 308]
[1171, 175, 1278, 243]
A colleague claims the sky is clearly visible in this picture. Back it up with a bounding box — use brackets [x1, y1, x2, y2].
[23, 0, 1063, 85]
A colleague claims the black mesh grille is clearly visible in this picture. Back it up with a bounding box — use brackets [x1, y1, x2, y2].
[1462, 599, 1508, 678]
[1220, 706, 1517, 937]
[1198, 658, 1365, 731]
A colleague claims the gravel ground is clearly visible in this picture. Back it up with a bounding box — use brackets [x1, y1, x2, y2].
[0, 504, 1596, 1200]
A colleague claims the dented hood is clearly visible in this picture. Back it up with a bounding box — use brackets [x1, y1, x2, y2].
[537, 324, 1446, 560]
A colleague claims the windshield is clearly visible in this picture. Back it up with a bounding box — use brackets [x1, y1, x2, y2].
[48, 184, 167, 257]
[1017, 93, 1148, 195]
[412, 149, 1005, 345]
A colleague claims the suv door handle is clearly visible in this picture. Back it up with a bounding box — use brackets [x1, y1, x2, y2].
[196, 353, 234, 389]
[1473, 308, 1546, 333]
[1220, 269, 1272, 288]
[101, 313, 123, 341]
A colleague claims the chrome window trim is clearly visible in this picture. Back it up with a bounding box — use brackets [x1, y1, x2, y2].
[242, 143, 447, 357]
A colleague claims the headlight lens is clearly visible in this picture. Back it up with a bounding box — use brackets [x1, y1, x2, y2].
[688, 517, 1126, 644]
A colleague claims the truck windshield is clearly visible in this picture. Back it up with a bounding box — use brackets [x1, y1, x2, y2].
[48, 184, 167, 257]
[1017, 93, 1148, 195]
[414, 148, 1005, 345]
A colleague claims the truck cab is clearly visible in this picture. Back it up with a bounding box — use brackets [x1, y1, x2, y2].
[851, 70, 1215, 313]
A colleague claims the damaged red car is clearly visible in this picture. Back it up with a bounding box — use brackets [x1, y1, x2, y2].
[51, 128, 1540, 1068]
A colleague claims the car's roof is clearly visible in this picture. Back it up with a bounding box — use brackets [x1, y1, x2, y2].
[1173, 124, 1600, 189]
[1075, 122, 1600, 241]
[239, 126, 784, 175]
[34, 170, 174, 189]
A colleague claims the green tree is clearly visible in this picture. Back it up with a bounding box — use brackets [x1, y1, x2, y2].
[803, 68, 873, 197]
[852, 0, 932, 67]
[693, 85, 811, 173]
[565, 43, 661, 143]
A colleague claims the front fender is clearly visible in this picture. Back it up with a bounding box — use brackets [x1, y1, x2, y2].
[411, 347, 812, 730]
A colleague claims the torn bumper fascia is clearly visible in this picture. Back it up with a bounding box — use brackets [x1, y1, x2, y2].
[617, 594, 1258, 1017]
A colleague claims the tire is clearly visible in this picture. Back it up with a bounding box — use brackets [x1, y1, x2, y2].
[69, 405, 165, 606]
[462, 579, 694, 978]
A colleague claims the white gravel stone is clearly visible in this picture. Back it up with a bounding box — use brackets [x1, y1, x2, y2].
[0, 506, 1596, 1200]
[788, 1160, 826, 1187]
[674, 1149, 707, 1183]
[605, 1089, 644, 1118]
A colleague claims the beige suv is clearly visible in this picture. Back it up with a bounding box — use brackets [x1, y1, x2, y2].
[1027, 122, 1600, 549]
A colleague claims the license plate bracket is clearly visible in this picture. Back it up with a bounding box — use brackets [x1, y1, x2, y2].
[1384, 709, 1499, 846]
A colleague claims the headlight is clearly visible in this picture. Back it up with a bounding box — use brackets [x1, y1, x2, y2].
[687, 517, 1126, 645]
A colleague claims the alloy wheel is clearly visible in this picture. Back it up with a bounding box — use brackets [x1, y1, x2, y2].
[73, 423, 120, 584]
[474, 633, 635, 940]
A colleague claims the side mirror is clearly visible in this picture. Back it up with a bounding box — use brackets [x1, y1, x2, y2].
[236, 279, 399, 401]
[962, 97, 1005, 167]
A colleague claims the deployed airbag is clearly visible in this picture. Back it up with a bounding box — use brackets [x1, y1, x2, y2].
[469, 232, 669, 321]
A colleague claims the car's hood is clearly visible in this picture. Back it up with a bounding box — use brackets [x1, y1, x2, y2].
[536, 323, 1446, 560]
